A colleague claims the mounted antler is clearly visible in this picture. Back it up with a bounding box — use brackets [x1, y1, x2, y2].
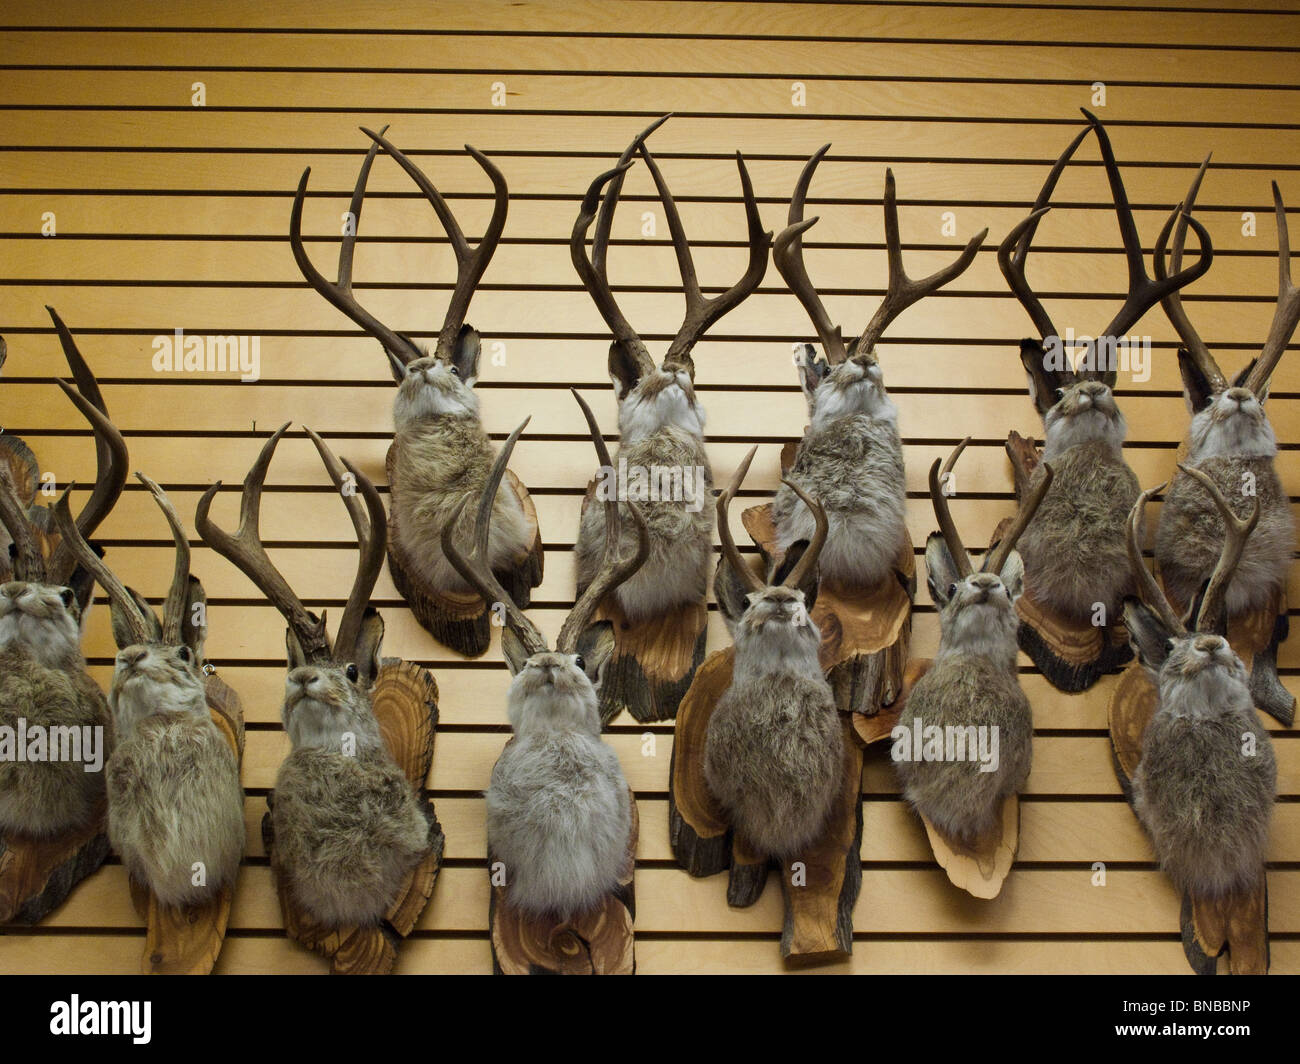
[1178, 464, 1260, 636]
[999, 111, 1214, 384]
[1126, 483, 1187, 638]
[571, 115, 772, 375]
[929, 437, 1054, 578]
[774, 150, 986, 364]
[195, 424, 330, 663]
[1243, 182, 1300, 395]
[291, 126, 508, 381]
[717, 446, 828, 595]
[440, 418, 549, 663]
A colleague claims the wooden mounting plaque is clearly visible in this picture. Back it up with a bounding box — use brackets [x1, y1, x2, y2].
[386, 444, 544, 659]
[1108, 661, 1270, 975]
[263, 660, 445, 975]
[1004, 435, 1133, 692]
[125, 672, 246, 975]
[592, 595, 708, 725]
[489, 784, 638, 975]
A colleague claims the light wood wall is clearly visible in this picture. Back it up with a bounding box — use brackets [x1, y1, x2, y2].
[0, 0, 1297, 974]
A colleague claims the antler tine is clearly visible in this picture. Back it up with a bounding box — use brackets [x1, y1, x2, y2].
[715, 445, 765, 597]
[135, 472, 191, 646]
[52, 484, 152, 645]
[301, 428, 388, 663]
[1152, 155, 1226, 393]
[195, 423, 332, 663]
[0, 469, 44, 582]
[985, 462, 1055, 576]
[780, 477, 829, 592]
[594, 114, 672, 279]
[773, 144, 849, 365]
[858, 169, 987, 355]
[1243, 182, 1300, 397]
[290, 130, 424, 377]
[997, 123, 1094, 344]
[572, 164, 657, 376]
[44, 378, 129, 585]
[928, 438, 975, 578]
[362, 127, 509, 363]
[558, 390, 651, 652]
[1126, 482, 1186, 636]
[1178, 463, 1260, 635]
[647, 144, 772, 365]
[1084, 110, 1214, 344]
[440, 419, 548, 660]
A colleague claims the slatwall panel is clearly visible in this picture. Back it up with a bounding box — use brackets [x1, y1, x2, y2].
[0, 0, 1297, 974]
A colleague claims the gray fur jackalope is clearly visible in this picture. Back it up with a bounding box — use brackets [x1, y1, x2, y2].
[897, 440, 1053, 845]
[996, 110, 1213, 691]
[0, 309, 125, 845]
[570, 116, 770, 632]
[54, 475, 243, 909]
[291, 127, 535, 654]
[1124, 472, 1275, 901]
[197, 425, 441, 928]
[442, 393, 649, 921]
[705, 446, 843, 859]
[1149, 161, 1297, 725]
[768, 149, 986, 592]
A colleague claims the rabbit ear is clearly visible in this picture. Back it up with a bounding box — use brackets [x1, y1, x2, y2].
[351, 606, 385, 686]
[1231, 357, 1266, 401]
[1020, 338, 1077, 416]
[180, 575, 207, 661]
[285, 627, 309, 671]
[772, 539, 820, 613]
[451, 323, 480, 387]
[796, 344, 829, 401]
[1177, 347, 1218, 413]
[1122, 597, 1175, 674]
[608, 339, 645, 401]
[574, 620, 615, 686]
[109, 586, 162, 649]
[994, 550, 1025, 602]
[924, 531, 962, 608]
[500, 628, 532, 675]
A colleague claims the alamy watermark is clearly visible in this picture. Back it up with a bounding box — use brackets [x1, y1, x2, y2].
[890, 717, 1000, 773]
[151, 328, 261, 382]
[0, 718, 105, 772]
[1043, 329, 1151, 383]
[593, 459, 708, 513]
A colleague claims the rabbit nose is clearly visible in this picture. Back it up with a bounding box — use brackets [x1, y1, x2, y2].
[1193, 635, 1223, 654]
[119, 647, 147, 667]
[1225, 387, 1252, 405]
[1076, 391, 1092, 409]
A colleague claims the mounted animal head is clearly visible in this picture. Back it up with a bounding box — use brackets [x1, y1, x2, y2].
[925, 439, 1053, 659]
[291, 125, 507, 414]
[54, 473, 208, 740]
[997, 111, 1213, 447]
[196, 424, 389, 754]
[1155, 161, 1296, 463]
[0, 307, 129, 664]
[441, 392, 650, 736]
[1123, 468, 1259, 697]
[571, 115, 771, 444]
[774, 147, 986, 430]
[716, 445, 828, 654]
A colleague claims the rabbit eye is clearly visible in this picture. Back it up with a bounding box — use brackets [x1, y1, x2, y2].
[1054, 388, 1066, 402]
[178, 646, 192, 664]
[58, 587, 76, 608]
[573, 654, 585, 671]
[448, 365, 460, 377]
[948, 583, 958, 598]
[345, 663, 359, 682]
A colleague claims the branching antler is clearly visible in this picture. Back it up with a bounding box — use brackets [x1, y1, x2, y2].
[572, 115, 771, 373]
[985, 462, 1054, 576]
[776, 151, 985, 364]
[557, 390, 650, 652]
[928, 438, 975, 579]
[136, 472, 191, 646]
[0, 469, 45, 582]
[1125, 483, 1187, 637]
[196, 423, 332, 664]
[1243, 182, 1300, 397]
[717, 445, 764, 596]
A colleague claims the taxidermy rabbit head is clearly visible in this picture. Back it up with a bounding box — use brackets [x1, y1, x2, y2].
[197, 423, 389, 755]
[1154, 160, 1296, 465]
[925, 439, 1054, 666]
[443, 391, 650, 719]
[998, 111, 1213, 460]
[773, 146, 986, 432]
[0, 307, 129, 668]
[571, 115, 771, 445]
[53, 473, 209, 741]
[291, 123, 506, 410]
